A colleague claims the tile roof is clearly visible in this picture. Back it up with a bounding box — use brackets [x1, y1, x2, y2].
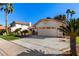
[33, 18, 64, 26]
[15, 21, 29, 24]
[12, 21, 29, 25]
[0, 26, 5, 30]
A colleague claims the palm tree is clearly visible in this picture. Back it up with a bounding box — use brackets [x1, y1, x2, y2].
[70, 10, 75, 19]
[58, 19, 79, 56]
[66, 9, 75, 20]
[0, 3, 14, 34]
[66, 9, 71, 20]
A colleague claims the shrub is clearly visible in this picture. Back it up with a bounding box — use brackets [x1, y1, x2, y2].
[14, 28, 22, 35]
[8, 32, 16, 36]
[21, 30, 29, 35]
[21, 30, 32, 36]
[0, 29, 6, 35]
[46, 17, 52, 19]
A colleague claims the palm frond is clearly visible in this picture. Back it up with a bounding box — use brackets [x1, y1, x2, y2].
[1, 3, 14, 14]
[58, 26, 70, 35]
[0, 3, 4, 11]
[59, 19, 79, 36]
[66, 9, 71, 13]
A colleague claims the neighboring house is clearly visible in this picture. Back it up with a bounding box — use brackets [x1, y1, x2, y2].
[0, 26, 5, 30]
[10, 21, 32, 32]
[34, 18, 65, 37]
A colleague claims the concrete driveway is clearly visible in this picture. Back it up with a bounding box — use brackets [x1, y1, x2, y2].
[0, 39, 29, 56]
[11, 36, 70, 55]
[0, 36, 70, 56]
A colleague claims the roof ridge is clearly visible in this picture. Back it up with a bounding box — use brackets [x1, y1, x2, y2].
[33, 18, 64, 26]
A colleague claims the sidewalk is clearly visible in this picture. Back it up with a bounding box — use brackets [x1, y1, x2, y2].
[0, 39, 29, 56]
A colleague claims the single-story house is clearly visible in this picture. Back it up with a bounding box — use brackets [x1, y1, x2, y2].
[10, 21, 32, 32]
[34, 18, 65, 37]
[0, 26, 5, 30]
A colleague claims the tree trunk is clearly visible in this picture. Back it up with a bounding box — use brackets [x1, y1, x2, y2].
[5, 11, 8, 34]
[70, 36, 77, 56]
[66, 13, 69, 25]
[70, 14, 72, 20]
[67, 13, 69, 20]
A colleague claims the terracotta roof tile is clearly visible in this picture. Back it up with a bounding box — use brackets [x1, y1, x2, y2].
[0, 26, 5, 29]
[33, 18, 64, 26]
[15, 21, 29, 24]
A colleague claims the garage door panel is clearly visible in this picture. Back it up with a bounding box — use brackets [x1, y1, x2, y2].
[38, 29, 58, 36]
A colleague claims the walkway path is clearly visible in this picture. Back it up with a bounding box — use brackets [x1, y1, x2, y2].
[0, 39, 29, 56]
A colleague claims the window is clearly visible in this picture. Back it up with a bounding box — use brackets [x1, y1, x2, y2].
[51, 27, 55, 29]
[47, 27, 51, 29]
[46, 27, 55, 29]
[38, 27, 45, 29]
[38, 27, 56, 29]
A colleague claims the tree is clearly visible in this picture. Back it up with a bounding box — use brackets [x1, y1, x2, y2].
[66, 9, 75, 20]
[0, 29, 6, 35]
[22, 30, 29, 36]
[0, 24, 2, 26]
[14, 28, 22, 35]
[46, 17, 52, 19]
[70, 10, 75, 19]
[54, 14, 66, 22]
[66, 9, 71, 20]
[58, 19, 79, 56]
[0, 3, 14, 34]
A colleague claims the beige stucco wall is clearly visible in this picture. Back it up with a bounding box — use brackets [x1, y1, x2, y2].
[35, 20, 63, 37]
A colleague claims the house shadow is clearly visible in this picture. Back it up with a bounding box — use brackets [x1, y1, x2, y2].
[15, 35, 47, 39]
[21, 35, 60, 39]
[17, 49, 71, 56]
[15, 34, 63, 39]
[28, 35, 47, 39]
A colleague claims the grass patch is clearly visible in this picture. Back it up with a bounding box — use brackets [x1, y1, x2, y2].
[76, 37, 79, 45]
[0, 35, 19, 41]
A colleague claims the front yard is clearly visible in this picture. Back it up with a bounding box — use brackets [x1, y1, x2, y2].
[0, 35, 19, 41]
[76, 37, 79, 45]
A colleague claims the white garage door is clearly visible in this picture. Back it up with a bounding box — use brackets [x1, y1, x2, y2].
[38, 29, 58, 36]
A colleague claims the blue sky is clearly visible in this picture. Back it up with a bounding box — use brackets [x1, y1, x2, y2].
[0, 3, 79, 26]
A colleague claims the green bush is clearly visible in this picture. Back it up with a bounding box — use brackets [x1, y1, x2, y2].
[28, 30, 32, 35]
[76, 37, 79, 45]
[0, 29, 6, 35]
[8, 32, 16, 36]
[21, 30, 32, 36]
[14, 28, 22, 35]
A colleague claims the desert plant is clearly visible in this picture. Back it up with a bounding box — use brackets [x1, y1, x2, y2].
[58, 19, 79, 56]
